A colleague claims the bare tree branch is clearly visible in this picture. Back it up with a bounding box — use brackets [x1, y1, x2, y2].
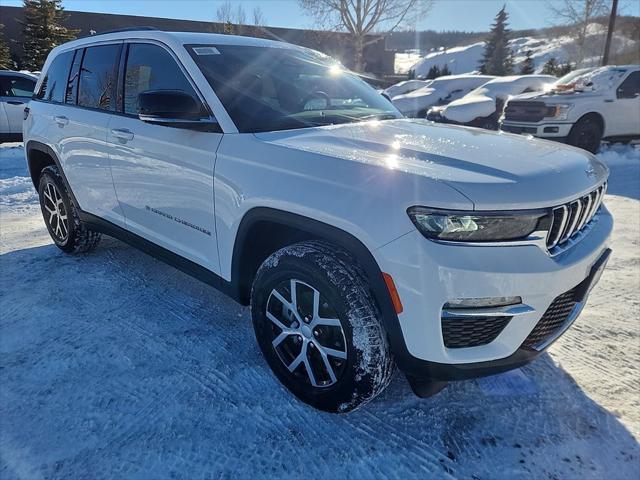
[298, 0, 433, 71]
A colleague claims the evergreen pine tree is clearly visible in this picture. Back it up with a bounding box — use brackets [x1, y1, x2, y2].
[0, 24, 12, 70]
[19, 0, 78, 71]
[541, 57, 559, 76]
[557, 61, 573, 76]
[479, 5, 514, 75]
[426, 65, 441, 79]
[520, 50, 535, 75]
[440, 64, 451, 76]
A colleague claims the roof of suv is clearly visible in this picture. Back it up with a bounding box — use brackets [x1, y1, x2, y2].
[52, 30, 299, 53]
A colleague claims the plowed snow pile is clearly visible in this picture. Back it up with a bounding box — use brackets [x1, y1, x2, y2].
[1, 142, 638, 479]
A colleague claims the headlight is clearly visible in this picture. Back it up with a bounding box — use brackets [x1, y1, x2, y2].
[407, 207, 548, 242]
[545, 104, 573, 121]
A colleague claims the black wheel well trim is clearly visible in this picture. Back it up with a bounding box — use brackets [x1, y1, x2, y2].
[25, 141, 81, 207]
[231, 207, 413, 367]
[574, 112, 605, 133]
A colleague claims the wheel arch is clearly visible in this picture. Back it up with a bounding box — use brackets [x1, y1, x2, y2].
[25, 141, 81, 207]
[230, 207, 409, 362]
[575, 112, 605, 133]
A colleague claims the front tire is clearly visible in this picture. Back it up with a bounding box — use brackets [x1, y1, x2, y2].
[38, 165, 101, 253]
[251, 241, 395, 413]
[567, 116, 603, 153]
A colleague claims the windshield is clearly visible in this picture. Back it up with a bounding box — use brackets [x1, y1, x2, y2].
[187, 44, 402, 133]
[554, 68, 595, 86]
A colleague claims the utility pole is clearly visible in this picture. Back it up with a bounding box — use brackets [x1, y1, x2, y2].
[602, 0, 618, 66]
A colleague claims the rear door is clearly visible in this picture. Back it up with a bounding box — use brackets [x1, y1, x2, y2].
[107, 41, 222, 273]
[0, 74, 36, 134]
[51, 43, 126, 227]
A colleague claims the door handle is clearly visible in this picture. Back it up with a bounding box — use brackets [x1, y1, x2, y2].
[7, 100, 24, 105]
[111, 128, 134, 141]
[53, 115, 69, 126]
[604, 99, 614, 103]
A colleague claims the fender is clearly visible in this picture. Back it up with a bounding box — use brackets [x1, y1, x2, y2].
[25, 141, 82, 207]
[230, 207, 412, 367]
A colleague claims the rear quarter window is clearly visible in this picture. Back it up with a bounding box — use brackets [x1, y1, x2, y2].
[36, 50, 74, 103]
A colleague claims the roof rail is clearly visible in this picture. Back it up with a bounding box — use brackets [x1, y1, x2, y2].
[82, 26, 159, 38]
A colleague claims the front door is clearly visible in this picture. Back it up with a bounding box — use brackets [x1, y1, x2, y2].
[609, 71, 640, 137]
[108, 42, 222, 273]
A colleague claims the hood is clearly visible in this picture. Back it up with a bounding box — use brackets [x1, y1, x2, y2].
[511, 89, 603, 103]
[254, 119, 608, 210]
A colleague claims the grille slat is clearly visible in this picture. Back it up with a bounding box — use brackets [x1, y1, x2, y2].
[546, 183, 606, 253]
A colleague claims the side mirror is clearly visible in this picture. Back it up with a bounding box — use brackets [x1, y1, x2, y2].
[138, 90, 219, 131]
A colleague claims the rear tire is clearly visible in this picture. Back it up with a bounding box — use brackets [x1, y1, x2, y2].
[38, 165, 101, 253]
[251, 241, 395, 413]
[567, 116, 603, 153]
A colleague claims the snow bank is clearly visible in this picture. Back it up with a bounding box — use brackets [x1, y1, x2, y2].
[0, 143, 36, 207]
[411, 42, 485, 78]
[442, 75, 555, 122]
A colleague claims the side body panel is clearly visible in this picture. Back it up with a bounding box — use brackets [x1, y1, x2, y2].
[107, 118, 222, 273]
[50, 103, 125, 227]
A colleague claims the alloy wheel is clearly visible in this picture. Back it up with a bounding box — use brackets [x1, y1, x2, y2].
[266, 279, 347, 388]
[42, 182, 69, 242]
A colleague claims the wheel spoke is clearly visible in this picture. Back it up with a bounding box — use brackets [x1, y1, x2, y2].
[266, 311, 290, 332]
[320, 345, 347, 360]
[44, 185, 54, 204]
[271, 289, 291, 310]
[59, 217, 68, 237]
[312, 289, 320, 318]
[287, 349, 305, 372]
[290, 279, 297, 308]
[45, 205, 56, 222]
[312, 317, 341, 328]
[316, 344, 338, 384]
[303, 358, 319, 387]
[272, 331, 290, 348]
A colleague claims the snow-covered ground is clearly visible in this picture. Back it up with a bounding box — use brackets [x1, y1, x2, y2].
[1, 142, 639, 479]
[403, 23, 638, 77]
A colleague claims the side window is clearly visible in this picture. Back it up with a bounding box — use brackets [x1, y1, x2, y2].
[7, 76, 36, 97]
[78, 44, 121, 111]
[36, 51, 74, 102]
[617, 71, 640, 99]
[65, 49, 83, 104]
[123, 43, 200, 115]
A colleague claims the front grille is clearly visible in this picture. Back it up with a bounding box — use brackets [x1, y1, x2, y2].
[502, 124, 537, 135]
[504, 101, 551, 122]
[442, 315, 511, 349]
[546, 183, 607, 253]
[521, 287, 579, 348]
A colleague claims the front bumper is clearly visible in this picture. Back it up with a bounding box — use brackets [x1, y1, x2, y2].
[374, 205, 613, 380]
[501, 120, 574, 139]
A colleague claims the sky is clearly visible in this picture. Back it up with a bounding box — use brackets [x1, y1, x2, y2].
[2, 0, 638, 33]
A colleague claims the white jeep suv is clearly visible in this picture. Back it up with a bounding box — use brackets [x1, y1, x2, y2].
[24, 30, 612, 412]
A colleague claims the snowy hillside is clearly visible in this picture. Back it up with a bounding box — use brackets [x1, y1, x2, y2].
[401, 23, 638, 77]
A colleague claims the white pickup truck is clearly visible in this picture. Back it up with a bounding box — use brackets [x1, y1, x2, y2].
[501, 65, 640, 153]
